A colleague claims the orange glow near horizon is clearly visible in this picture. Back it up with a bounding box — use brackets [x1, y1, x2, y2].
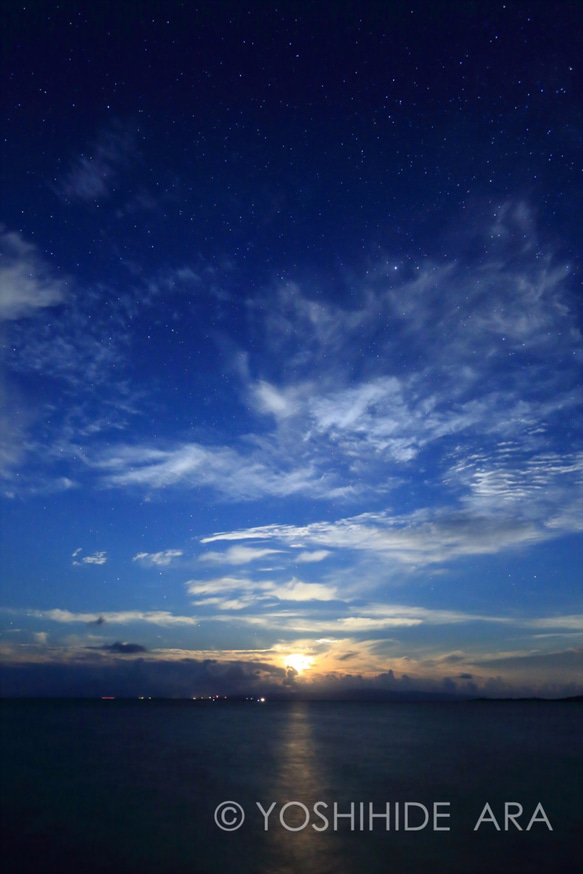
[285, 653, 314, 675]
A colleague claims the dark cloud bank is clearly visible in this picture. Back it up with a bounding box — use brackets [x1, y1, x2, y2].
[2, 655, 581, 700]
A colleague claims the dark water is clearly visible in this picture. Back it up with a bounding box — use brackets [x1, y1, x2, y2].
[1, 699, 582, 874]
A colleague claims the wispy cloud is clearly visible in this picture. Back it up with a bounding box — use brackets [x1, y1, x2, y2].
[185, 574, 339, 607]
[72, 549, 107, 566]
[0, 230, 68, 320]
[295, 550, 331, 563]
[4, 200, 581, 520]
[4, 608, 199, 627]
[525, 615, 583, 631]
[132, 550, 183, 567]
[200, 546, 282, 565]
[59, 124, 135, 204]
[94, 441, 353, 500]
[1, 600, 511, 636]
[198, 601, 510, 633]
[84, 204, 580, 514]
[199, 497, 577, 568]
[448, 448, 583, 523]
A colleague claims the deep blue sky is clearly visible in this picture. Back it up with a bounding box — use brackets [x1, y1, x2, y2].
[1, 0, 582, 698]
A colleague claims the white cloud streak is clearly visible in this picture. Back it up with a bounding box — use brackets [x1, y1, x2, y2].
[132, 550, 183, 567]
[199, 492, 579, 567]
[185, 574, 338, 606]
[7, 608, 199, 627]
[72, 550, 107, 566]
[294, 550, 331, 563]
[200, 545, 282, 565]
[94, 441, 354, 500]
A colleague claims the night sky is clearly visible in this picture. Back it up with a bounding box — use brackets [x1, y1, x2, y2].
[1, 0, 582, 698]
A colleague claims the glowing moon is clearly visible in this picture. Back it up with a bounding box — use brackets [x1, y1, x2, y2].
[285, 654, 313, 674]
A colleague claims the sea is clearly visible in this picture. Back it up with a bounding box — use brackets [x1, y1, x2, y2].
[1, 698, 582, 874]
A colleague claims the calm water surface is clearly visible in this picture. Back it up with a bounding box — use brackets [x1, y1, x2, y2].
[1, 699, 582, 874]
